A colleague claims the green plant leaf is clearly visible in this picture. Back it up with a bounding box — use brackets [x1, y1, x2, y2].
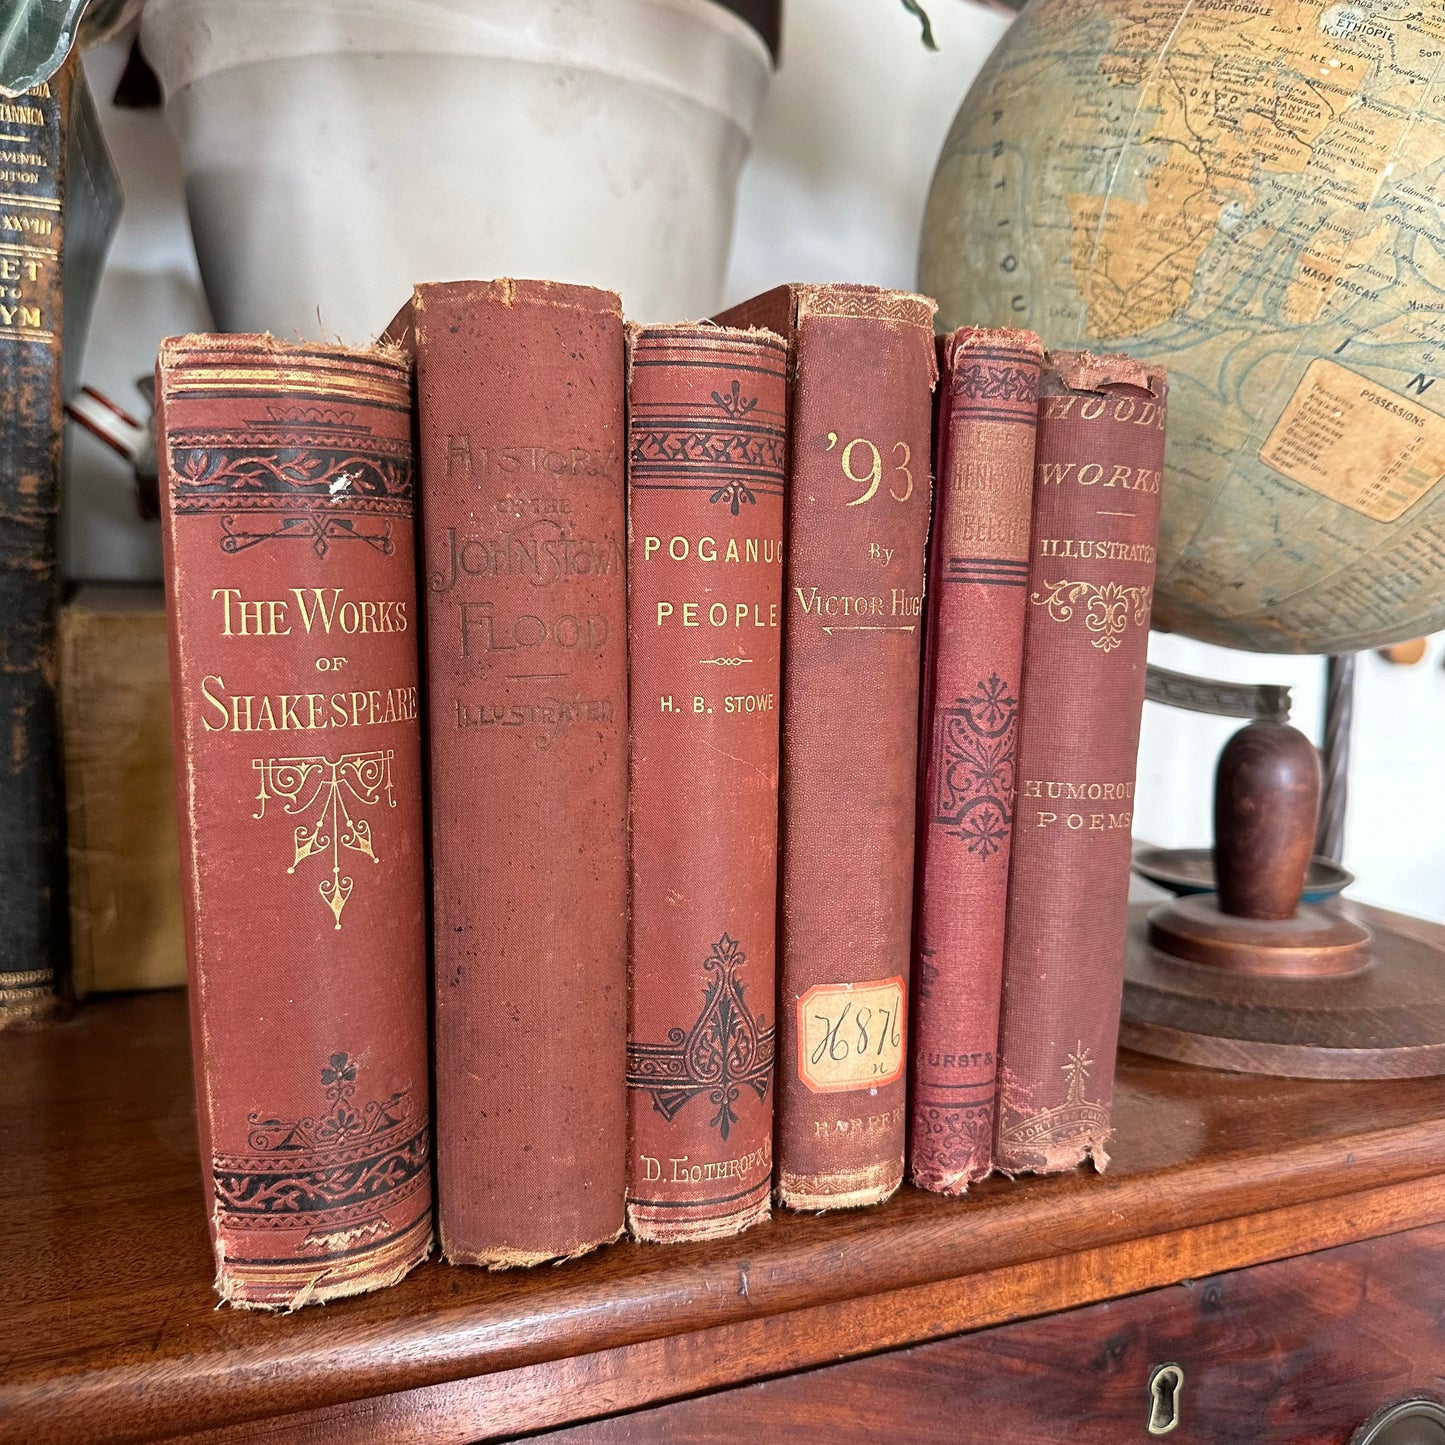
[0, 0, 90, 96]
[900, 0, 938, 51]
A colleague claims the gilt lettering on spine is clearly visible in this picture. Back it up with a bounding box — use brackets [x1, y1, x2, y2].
[158, 335, 433, 1307]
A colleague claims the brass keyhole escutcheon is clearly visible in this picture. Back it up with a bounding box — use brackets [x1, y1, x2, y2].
[1147, 1362, 1185, 1436]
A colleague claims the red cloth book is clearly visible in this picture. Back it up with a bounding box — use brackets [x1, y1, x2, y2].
[994, 350, 1167, 1176]
[157, 334, 432, 1307]
[910, 327, 1042, 1193]
[717, 284, 936, 1209]
[390, 280, 629, 1265]
[623, 323, 787, 1241]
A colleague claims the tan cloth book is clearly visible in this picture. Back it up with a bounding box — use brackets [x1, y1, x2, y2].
[59, 583, 185, 996]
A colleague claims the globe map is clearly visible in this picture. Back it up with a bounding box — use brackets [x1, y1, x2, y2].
[920, 0, 1445, 654]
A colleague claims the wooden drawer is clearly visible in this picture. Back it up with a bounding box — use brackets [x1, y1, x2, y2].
[541, 1223, 1445, 1443]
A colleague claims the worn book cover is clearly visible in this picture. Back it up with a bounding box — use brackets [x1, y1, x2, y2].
[910, 327, 1042, 1193]
[0, 56, 121, 1026]
[158, 334, 433, 1307]
[624, 323, 786, 1242]
[718, 283, 936, 1209]
[994, 350, 1167, 1176]
[59, 584, 185, 996]
[391, 279, 629, 1266]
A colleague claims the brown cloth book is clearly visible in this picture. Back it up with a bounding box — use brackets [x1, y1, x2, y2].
[0, 57, 121, 1027]
[910, 327, 1042, 1194]
[624, 323, 787, 1242]
[717, 283, 936, 1210]
[993, 350, 1167, 1176]
[157, 334, 433, 1308]
[59, 585, 185, 997]
[390, 280, 629, 1266]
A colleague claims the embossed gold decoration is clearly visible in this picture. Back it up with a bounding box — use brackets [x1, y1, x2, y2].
[799, 288, 936, 328]
[998, 1040, 1109, 1153]
[251, 751, 395, 928]
[625, 933, 775, 1142]
[162, 355, 409, 409]
[1030, 579, 1152, 653]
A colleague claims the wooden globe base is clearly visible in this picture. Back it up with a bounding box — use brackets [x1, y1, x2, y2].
[1147, 895, 1372, 978]
[1120, 905, 1445, 1079]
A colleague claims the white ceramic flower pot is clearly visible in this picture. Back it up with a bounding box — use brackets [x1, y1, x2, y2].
[140, 0, 773, 340]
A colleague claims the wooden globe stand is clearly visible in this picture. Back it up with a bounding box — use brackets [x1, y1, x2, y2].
[1121, 721, 1445, 1079]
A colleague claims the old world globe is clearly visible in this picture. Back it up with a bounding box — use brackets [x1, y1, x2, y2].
[920, 0, 1445, 654]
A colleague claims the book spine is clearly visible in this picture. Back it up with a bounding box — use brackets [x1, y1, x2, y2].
[59, 594, 185, 996]
[624, 324, 787, 1243]
[0, 66, 73, 1026]
[407, 279, 629, 1265]
[994, 350, 1167, 1176]
[909, 327, 1042, 1194]
[157, 335, 433, 1308]
[776, 286, 937, 1209]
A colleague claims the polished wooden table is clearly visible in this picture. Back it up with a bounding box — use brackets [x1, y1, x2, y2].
[6, 911, 1445, 1443]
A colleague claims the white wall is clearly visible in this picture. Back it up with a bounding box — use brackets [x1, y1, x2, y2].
[67, 2, 1442, 922]
[725, 0, 1011, 301]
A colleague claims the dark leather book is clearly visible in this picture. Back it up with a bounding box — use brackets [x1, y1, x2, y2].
[624, 323, 786, 1242]
[993, 350, 1167, 1176]
[0, 56, 120, 1027]
[910, 327, 1042, 1194]
[717, 283, 936, 1210]
[157, 335, 433, 1307]
[390, 280, 629, 1265]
